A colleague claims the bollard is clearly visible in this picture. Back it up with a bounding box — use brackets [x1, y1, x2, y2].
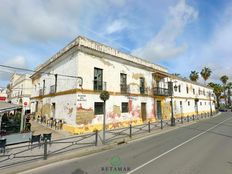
[193, 115, 195, 121]
[95, 130, 98, 146]
[181, 116, 183, 124]
[129, 124, 132, 138]
[148, 121, 151, 133]
[187, 116, 189, 122]
[44, 138, 48, 160]
[161, 119, 163, 129]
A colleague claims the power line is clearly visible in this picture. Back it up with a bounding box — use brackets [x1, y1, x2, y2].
[0, 64, 83, 83]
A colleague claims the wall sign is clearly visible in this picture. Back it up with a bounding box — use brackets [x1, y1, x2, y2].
[77, 94, 87, 101]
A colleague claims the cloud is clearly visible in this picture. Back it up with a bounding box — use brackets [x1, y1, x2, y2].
[0, 0, 112, 43]
[132, 0, 198, 60]
[105, 19, 128, 34]
[167, 2, 232, 83]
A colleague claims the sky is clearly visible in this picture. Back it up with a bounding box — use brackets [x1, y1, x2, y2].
[0, 0, 232, 87]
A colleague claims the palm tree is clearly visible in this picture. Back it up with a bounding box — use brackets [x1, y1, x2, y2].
[211, 83, 223, 108]
[189, 71, 199, 82]
[226, 82, 232, 107]
[200, 67, 212, 84]
[220, 75, 229, 105]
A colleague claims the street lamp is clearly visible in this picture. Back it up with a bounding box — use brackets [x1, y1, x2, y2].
[209, 91, 213, 116]
[168, 81, 178, 126]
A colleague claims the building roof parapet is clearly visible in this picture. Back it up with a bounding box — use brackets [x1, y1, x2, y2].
[31, 36, 168, 78]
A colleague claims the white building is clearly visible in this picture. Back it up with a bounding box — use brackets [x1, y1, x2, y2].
[30, 36, 215, 134]
[9, 73, 32, 113]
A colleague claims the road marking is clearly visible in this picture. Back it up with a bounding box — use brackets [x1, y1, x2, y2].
[127, 116, 232, 174]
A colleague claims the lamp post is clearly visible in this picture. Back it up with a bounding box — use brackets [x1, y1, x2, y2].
[100, 91, 110, 144]
[168, 81, 178, 126]
[209, 91, 213, 116]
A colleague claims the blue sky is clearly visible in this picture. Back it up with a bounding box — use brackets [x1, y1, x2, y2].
[0, 0, 232, 87]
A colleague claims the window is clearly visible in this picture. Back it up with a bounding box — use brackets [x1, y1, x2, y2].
[188, 101, 190, 106]
[178, 85, 181, 92]
[180, 101, 182, 107]
[94, 68, 103, 90]
[121, 102, 128, 113]
[193, 88, 195, 94]
[186, 86, 189, 94]
[140, 77, 145, 94]
[200, 102, 202, 106]
[120, 73, 127, 93]
[205, 102, 206, 105]
[94, 102, 104, 115]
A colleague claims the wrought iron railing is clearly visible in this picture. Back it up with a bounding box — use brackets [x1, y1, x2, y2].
[50, 85, 56, 94]
[153, 87, 170, 96]
[120, 84, 128, 94]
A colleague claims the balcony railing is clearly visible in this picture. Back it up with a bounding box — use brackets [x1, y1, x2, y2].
[153, 87, 170, 96]
[93, 80, 106, 91]
[120, 84, 128, 94]
[140, 87, 145, 94]
[50, 85, 56, 94]
[39, 89, 44, 96]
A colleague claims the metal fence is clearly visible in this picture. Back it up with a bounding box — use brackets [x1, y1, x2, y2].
[0, 111, 218, 168]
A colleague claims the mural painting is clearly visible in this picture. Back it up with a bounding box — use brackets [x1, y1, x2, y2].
[76, 103, 94, 125]
[162, 102, 171, 119]
[41, 103, 51, 117]
[64, 103, 74, 118]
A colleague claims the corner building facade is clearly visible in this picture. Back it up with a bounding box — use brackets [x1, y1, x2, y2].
[30, 36, 215, 134]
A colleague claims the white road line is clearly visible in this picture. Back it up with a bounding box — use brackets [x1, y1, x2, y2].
[127, 116, 232, 174]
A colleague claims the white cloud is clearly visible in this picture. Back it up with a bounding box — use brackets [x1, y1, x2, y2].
[132, 0, 198, 60]
[168, 2, 232, 83]
[105, 19, 128, 34]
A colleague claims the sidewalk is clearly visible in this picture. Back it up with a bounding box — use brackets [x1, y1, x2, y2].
[31, 120, 72, 139]
[0, 113, 220, 174]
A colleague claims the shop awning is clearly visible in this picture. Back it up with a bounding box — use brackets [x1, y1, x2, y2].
[0, 102, 22, 113]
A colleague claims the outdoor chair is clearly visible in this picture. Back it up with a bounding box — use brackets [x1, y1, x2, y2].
[29, 134, 41, 149]
[41, 133, 52, 143]
[0, 138, 6, 154]
[0, 130, 6, 137]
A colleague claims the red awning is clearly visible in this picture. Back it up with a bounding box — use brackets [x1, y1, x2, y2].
[0, 97, 6, 101]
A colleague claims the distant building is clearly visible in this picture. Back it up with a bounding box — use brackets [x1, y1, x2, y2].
[8, 73, 32, 113]
[30, 36, 215, 134]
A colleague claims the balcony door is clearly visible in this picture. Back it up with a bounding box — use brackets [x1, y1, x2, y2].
[94, 68, 103, 90]
[157, 101, 162, 119]
[120, 73, 127, 93]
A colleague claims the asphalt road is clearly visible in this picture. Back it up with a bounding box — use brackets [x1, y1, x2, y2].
[21, 112, 232, 174]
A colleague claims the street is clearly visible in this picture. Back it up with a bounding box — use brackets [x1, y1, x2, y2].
[21, 112, 232, 174]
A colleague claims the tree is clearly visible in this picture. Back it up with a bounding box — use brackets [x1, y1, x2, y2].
[226, 82, 232, 107]
[189, 71, 199, 82]
[200, 67, 211, 84]
[220, 75, 229, 106]
[100, 91, 110, 144]
[210, 83, 223, 108]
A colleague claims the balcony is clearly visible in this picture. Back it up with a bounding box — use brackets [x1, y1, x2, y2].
[140, 87, 146, 94]
[153, 87, 170, 96]
[50, 85, 56, 94]
[39, 89, 44, 96]
[93, 80, 106, 91]
[120, 84, 129, 94]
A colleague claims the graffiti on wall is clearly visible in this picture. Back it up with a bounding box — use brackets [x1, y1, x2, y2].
[64, 103, 73, 117]
[76, 103, 94, 125]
